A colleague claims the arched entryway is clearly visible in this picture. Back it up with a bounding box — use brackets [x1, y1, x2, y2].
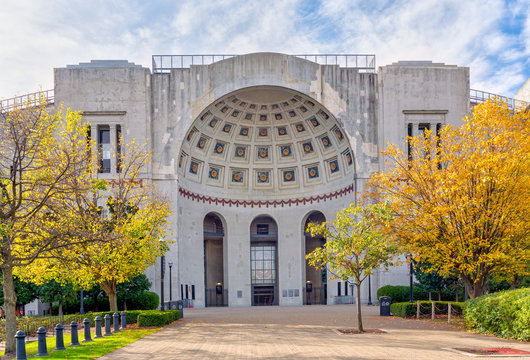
[304, 211, 327, 305]
[250, 216, 278, 306]
[204, 213, 227, 306]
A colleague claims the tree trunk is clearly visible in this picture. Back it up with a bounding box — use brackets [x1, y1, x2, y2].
[2, 266, 17, 355]
[438, 289, 442, 301]
[101, 282, 118, 312]
[462, 276, 487, 298]
[356, 283, 363, 332]
[58, 300, 63, 318]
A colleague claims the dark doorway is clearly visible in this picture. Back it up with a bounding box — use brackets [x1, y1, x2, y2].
[304, 211, 327, 305]
[204, 213, 227, 306]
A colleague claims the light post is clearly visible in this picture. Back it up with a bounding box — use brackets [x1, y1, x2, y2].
[168, 261, 173, 301]
[160, 240, 166, 311]
[407, 253, 413, 303]
[367, 275, 372, 305]
[80, 287, 85, 314]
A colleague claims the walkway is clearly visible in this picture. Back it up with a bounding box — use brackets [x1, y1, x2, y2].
[100, 305, 530, 359]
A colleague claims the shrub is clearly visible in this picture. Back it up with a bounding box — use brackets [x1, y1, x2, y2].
[464, 287, 530, 341]
[137, 310, 180, 327]
[390, 301, 465, 318]
[127, 291, 159, 310]
[377, 285, 429, 302]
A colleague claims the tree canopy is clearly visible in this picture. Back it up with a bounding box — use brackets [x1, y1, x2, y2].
[368, 99, 530, 298]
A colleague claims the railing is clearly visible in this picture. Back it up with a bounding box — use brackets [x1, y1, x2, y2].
[152, 54, 376, 73]
[470, 89, 528, 109]
[0, 89, 54, 113]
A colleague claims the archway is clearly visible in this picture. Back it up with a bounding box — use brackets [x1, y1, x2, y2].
[203, 213, 227, 306]
[250, 215, 278, 306]
[304, 211, 327, 305]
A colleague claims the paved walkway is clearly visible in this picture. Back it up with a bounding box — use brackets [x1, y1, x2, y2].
[100, 305, 530, 359]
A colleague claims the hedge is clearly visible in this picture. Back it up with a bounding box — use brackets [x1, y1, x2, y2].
[390, 301, 465, 318]
[82, 309, 179, 327]
[377, 285, 429, 302]
[137, 310, 180, 327]
[464, 287, 530, 341]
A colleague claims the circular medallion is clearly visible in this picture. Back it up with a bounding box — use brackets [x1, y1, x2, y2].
[191, 164, 198, 173]
[233, 173, 241, 181]
[282, 148, 290, 156]
[312, 120, 318, 126]
[346, 154, 351, 163]
[237, 148, 244, 156]
[331, 162, 337, 171]
[259, 173, 268, 182]
[216, 145, 223, 153]
[260, 129, 267, 136]
[297, 125, 303, 131]
[241, 129, 248, 136]
[336, 130, 343, 139]
[210, 120, 217, 126]
[285, 172, 293, 181]
[259, 150, 267, 158]
[309, 169, 317, 177]
[276, 114, 281, 120]
[210, 169, 218, 178]
[304, 144, 311, 152]
[279, 129, 285, 135]
[199, 140, 205, 148]
[323, 138, 329, 146]
[224, 125, 230, 132]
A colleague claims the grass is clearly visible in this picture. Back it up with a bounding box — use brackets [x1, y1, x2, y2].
[2, 327, 160, 359]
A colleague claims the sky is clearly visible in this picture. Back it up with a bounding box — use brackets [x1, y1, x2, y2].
[1, 0, 529, 99]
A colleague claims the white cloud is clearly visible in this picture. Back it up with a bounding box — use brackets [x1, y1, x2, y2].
[0, 0, 528, 99]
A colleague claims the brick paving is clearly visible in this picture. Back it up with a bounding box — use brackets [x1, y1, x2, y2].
[99, 305, 530, 359]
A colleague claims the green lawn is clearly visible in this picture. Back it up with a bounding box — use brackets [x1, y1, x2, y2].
[3, 327, 160, 359]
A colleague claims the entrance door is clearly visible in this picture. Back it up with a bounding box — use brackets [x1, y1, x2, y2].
[250, 216, 278, 306]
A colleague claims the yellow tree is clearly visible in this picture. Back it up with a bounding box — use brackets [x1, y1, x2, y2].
[368, 99, 530, 298]
[0, 101, 92, 355]
[306, 203, 397, 332]
[22, 144, 171, 311]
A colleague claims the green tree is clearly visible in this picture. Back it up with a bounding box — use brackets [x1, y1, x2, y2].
[306, 203, 398, 332]
[117, 274, 151, 310]
[37, 280, 77, 317]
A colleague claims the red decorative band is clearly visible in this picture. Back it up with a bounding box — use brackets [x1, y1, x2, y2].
[178, 184, 354, 208]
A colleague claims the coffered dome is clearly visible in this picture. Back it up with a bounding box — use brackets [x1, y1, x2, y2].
[178, 86, 354, 200]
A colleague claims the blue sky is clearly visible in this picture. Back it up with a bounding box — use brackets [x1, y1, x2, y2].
[1, 0, 529, 99]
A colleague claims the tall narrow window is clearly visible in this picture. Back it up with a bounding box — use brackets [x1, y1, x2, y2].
[436, 123, 442, 169]
[98, 127, 111, 173]
[337, 282, 341, 296]
[116, 125, 122, 173]
[407, 123, 413, 161]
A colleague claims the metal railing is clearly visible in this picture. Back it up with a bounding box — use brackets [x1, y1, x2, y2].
[470, 89, 528, 109]
[0, 89, 54, 113]
[152, 54, 376, 73]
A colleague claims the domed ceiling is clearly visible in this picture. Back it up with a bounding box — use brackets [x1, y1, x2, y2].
[178, 87, 354, 199]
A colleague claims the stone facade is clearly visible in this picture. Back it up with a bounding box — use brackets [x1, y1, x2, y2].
[54, 53, 470, 307]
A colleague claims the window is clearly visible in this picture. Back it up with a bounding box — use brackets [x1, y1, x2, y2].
[116, 125, 122, 173]
[98, 127, 111, 173]
[256, 224, 269, 235]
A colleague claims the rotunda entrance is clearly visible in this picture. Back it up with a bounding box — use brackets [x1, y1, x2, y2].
[304, 212, 327, 305]
[250, 216, 278, 306]
[204, 213, 227, 306]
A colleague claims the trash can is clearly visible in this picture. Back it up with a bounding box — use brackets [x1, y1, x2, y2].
[176, 300, 184, 318]
[379, 296, 391, 316]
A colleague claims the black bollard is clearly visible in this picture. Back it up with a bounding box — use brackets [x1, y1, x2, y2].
[94, 316, 103, 338]
[15, 330, 27, 360]
[70, 321, 80, 346]
[113, 312, 120, 332]
[36, 327, 49, 356]
[54, 324, 66, 351]
[83, 318, 93, 342]
[104, 314, 113, 336]
[120, 311, 127, 329]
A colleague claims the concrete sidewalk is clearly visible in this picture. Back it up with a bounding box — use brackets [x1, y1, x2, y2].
[99, 305, 530, 359]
